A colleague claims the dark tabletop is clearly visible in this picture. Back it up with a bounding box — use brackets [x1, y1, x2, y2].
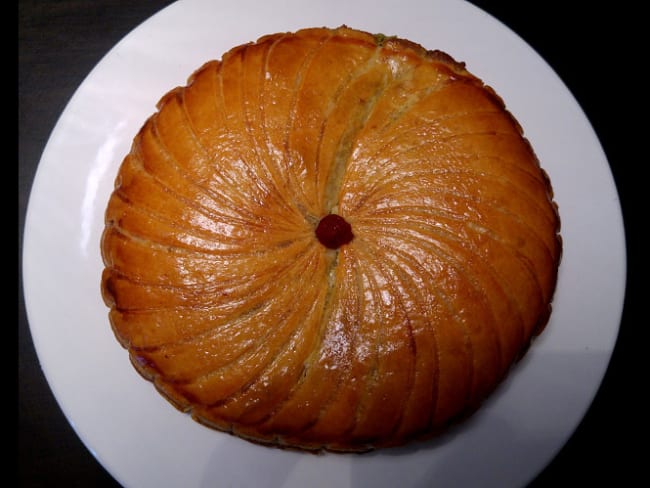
[19, 1, 640, 486]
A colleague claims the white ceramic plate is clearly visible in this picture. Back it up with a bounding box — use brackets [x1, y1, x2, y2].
[22, 0, 626, 486]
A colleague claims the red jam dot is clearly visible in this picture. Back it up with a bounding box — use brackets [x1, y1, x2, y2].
[315, 214, 353, 249]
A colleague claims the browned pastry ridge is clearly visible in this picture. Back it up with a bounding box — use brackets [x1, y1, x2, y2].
[100, 25, 562, 452]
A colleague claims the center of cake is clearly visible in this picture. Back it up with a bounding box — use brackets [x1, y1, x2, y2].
[315, 213, 354, 249]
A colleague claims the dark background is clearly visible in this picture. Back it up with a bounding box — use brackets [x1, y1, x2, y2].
[19, 1, 640, 486]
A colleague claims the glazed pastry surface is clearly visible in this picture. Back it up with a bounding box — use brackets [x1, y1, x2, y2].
[101, 26, 562, 451]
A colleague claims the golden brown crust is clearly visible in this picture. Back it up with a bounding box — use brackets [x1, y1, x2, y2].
[101, 25, 561, 452]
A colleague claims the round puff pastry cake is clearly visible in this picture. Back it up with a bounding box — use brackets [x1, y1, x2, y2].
[101, 26, 561, 452]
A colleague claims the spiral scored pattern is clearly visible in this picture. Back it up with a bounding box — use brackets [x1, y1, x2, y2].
[101, 26, 562, 451]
